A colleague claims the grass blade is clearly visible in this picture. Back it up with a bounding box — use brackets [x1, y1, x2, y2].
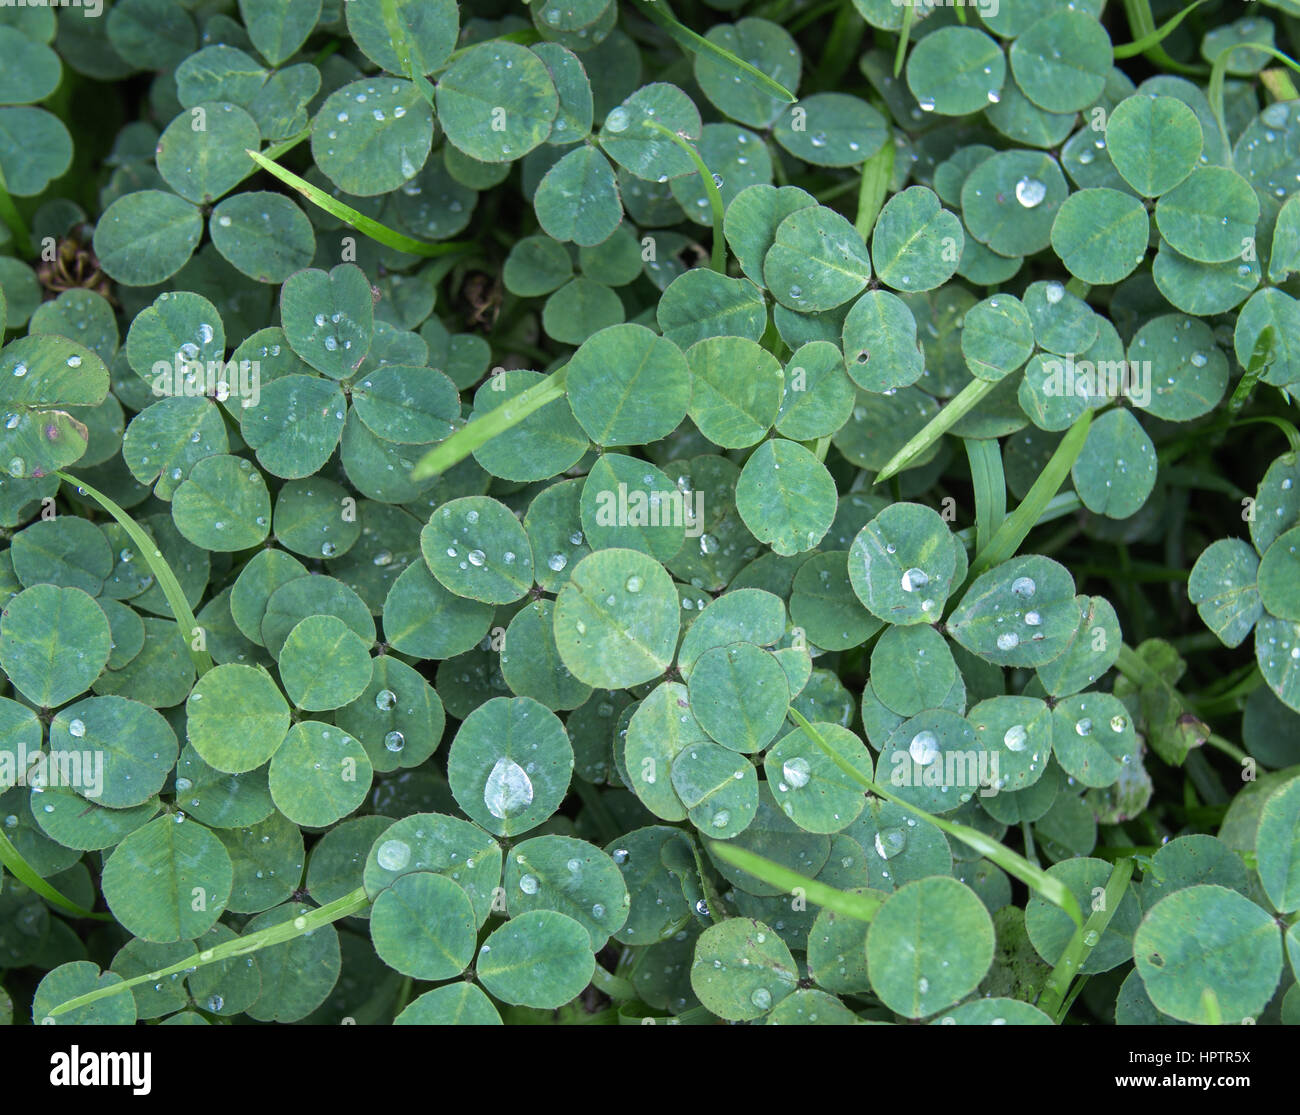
[1209, 44, 1300, 165]
[1113, 0, 1206, 59]
[707, 840, 885, 923]
[410, 367, 570, 480]
[1119, 0, 1207, 75]
[965, 408, 1092, 583]
[639, 120, 725, 272]
[855, 134, 895, 241]
[0, 827, 111, 920]
[58, 471, 213, 676]
[380, 0, 436, 103]
[788, 710, 1084, 927]
[630, 0, 796, 103]
[873, 377, 998, 484]
[893, 0, 915, 78]
[1228, 325, 1276, 413]
[246, 148, 472, 259]
[1037, 857, 1134, 1020]
[47, 887, 370, 1017]
[0, 162, 32, 259]
[965, 437, 1006, 555]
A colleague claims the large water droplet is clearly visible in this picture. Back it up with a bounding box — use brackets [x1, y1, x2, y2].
[484, 757, 534, 819]
[782, 757, 811, 789]
[1015, 177, 1046, 208]
[377, 839, 411, 871]
[909, 730, 939, 765]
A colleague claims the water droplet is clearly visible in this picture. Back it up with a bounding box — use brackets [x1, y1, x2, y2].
[874, 827, 906, 859]
[712, 810, 731, 828]
[519, 873, 539, 895]
[1110, 714, 1127, 733]
[996, 631, 1020, 650]
[605, 107, 630, 133]
[68, 718, 86, 738]
[1015, 177, 1046, 208]
[1011, 576, 1036, 597]
[1075, 717, 1093, 736]
[468, 549, 486, 566]
[377, 839, 411, 871]
[782, 757, 811, 789]
[1044, 281, 1064, 305]
[1004, 724, 1027, 752]
[625, 575, 643, 593]
[909, 730, 939, 765]
[375, 689, 397, 711]
[548, 553, 567, 572]
[484, 757, 534, 818]
[384, 730, 405, 753]
[901, 567, 929, 592]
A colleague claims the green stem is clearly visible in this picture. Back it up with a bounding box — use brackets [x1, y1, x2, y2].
[0, 163, 32, 258]
[639, 121, 726, 273]
[0, 827, 111, 920]
[410, 367, 570, 480]
[1038, 857, 1134, 1021]
[48, 887, 371, 1017]
[790, 711, 1084, 927]
[590, 964, 638, 1001]
[874, 378, 999, 484]
[58, 471, 213, 676]
[963, 409, 1093, 585]
[629, 0, 796, 103]
[1113, 0, 1206, 59]
[246, 148, 473, 259]
[855, 136, 895, 241]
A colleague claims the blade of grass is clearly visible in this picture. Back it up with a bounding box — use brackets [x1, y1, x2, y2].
[246, 148, 473, 259]
[1210, 44, 1300, 167]
[1228, 325, 1276, 413]
[1261, 67, 1300, 101]
[0, 163, 32, 258]
[707, 840, 885, 922]
[788, 710, 1084, 927]
[893, 0, 915, 78]
[873, 377, 999, 484]
[964, 408, 1093, 584]
[854, 134, 895, 240]
[639, 120, 726, 273]
[1113, 0, 1206, 59]
[1037, 856, 1134, 1020]
[965, 437, 1006, 555]
[630, 0, 796, 103]
[1120, 0, 1208, 75]
[47, 887, 370, 1017]
[380, 0, 436, 103]
[410, 367, 570, 480]
[0, 827, 111, 920]
[57, 471, 213, 676]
